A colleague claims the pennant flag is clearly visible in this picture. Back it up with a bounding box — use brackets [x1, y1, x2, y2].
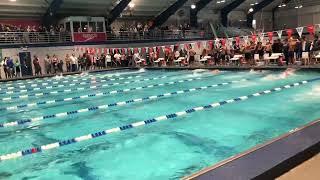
[267, 32, 273, 42]
[243, 36, 249, 43]
[286, 29, 293, 38]
[296, 27, 304, 37]
[236, 36, 240, 45]
[170, 45, 174, 52]
[197, 41, 201, 49]
[276, 30, 283, 39]
[202, 41, 207, 48]
[251, 34, 257, 42]
[259, 33, 265, 42]
[307, 25, 315, 35]
[153, 47, 157, 52]
[221, 38, 226, 46]
[208, 41, 213, 49]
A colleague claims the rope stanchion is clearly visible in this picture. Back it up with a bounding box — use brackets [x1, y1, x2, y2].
[0, 78, 248, 127]
[1, 78, 318, 161]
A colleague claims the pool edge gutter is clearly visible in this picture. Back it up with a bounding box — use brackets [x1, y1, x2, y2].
[183, 119, 320, 180]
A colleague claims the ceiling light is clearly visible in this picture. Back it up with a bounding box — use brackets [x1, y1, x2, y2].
[191, 4, 196, 9]
[128, 2, 135, 8]
[9, 0, 17, 2]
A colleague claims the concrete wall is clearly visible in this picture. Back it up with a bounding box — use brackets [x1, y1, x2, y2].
[274, 5, 320, 30]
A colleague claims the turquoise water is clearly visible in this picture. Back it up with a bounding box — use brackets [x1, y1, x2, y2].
[0, 69, 320, 179]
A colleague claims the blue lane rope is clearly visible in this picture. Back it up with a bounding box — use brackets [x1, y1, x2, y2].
[0, 78, 248, 127]
[0, 75, 142, 92]
[0, 76, 211, 103]
[1, 78, 319, 161]
[0, 75, 165, 95]
[0, 70, 144, 86]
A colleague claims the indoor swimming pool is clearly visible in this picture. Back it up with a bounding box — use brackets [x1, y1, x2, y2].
[0, 69, 320, 179]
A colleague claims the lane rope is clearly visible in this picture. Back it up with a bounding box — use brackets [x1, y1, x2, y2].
[1, 77, 318, 161]
[0, 75, 165, 95]
[0, 70, 144, 86]
[0, 75, 142, 92]
[0, 75, 182, 101]
[0, 78, 248, 127]
[0, 72, 219, 102]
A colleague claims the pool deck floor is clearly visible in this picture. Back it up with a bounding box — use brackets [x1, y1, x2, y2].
[277, 153, 320, 180]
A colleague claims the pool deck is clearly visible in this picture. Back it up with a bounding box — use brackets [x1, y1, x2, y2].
[277, 153, 320, 180]
[184, 119, 320, 180]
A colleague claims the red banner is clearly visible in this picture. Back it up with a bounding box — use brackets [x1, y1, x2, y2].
[73, 32, 106, 42]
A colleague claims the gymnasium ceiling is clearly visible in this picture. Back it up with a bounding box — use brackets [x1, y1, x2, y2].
[0, 0, 318, 19]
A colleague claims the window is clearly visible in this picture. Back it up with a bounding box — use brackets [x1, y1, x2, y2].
[81, 22, 88, 32]
[97, 22, 104, 32]
[73, 21, 80, 32]
[89, 22, 96, 32]
[66, 22, 71, 32]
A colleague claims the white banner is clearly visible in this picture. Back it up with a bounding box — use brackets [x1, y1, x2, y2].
[276, 30, 283, 39]
[296, 27, 304, 38]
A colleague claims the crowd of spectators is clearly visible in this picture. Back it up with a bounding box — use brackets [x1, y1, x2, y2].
[0, 23, 70, 43]
[110, 22, 200, 40]
[1, 33, 320, 79]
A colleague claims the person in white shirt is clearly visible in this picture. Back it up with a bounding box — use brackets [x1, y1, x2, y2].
[174, 50, 180, 60]
[105, 53, 112, 67]
[70, 54, 78, 72]
[114, 52, 122, 66]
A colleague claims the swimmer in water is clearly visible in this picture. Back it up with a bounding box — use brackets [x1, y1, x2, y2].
[211, 69, 220, 74]
[281, 68, 296, 78]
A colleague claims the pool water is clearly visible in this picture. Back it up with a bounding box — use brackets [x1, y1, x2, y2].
[0, 69, 320, 180]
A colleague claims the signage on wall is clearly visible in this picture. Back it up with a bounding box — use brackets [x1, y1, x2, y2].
[73, 32, 106, 42]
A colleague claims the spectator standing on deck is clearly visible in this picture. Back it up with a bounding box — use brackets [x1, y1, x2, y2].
[70, 54, 78, 72]
[6, 57, 14, 78]
[13, 54, 21, 77]
[188, 46, 196, 65]
[44, 54, 51, 74]
[65, 54, 71, 72]
[33, 55, 42, 76]
[52, 54, 58, 74]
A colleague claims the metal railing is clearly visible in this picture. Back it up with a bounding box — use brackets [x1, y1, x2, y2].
[0, 30, 212, 45]
[106, 30, 212, 41]
[0, 32, 72, 44]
